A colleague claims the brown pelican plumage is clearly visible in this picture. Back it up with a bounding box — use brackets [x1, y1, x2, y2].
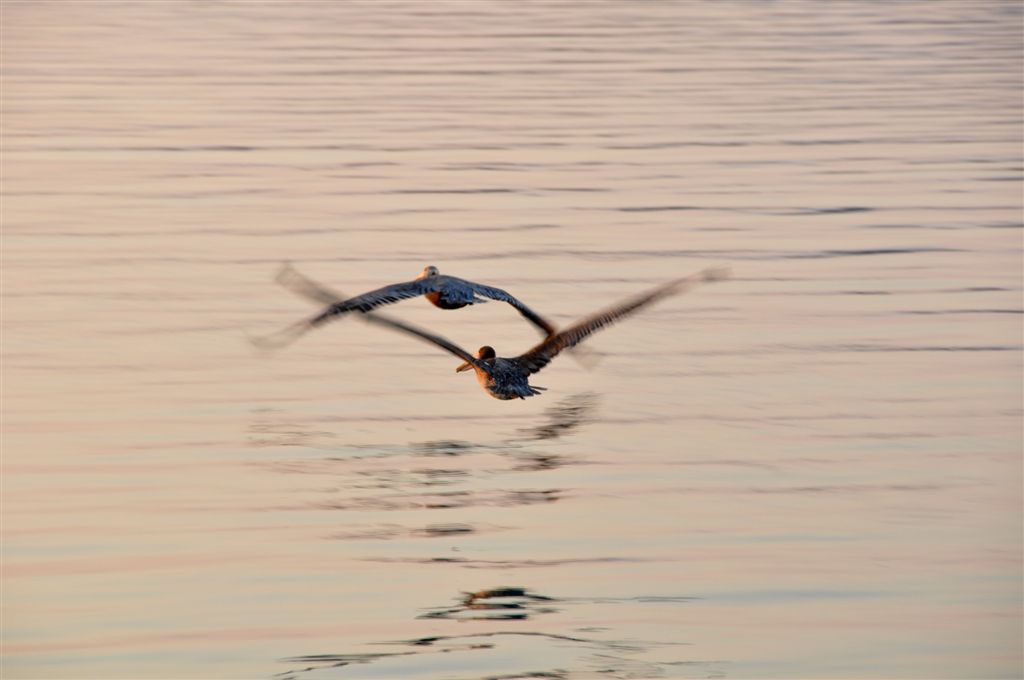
[359, 268, 728, 400]
[251, 264, 563, 350]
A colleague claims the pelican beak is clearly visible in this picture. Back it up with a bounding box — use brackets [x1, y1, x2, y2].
[455, 361, 473, 373]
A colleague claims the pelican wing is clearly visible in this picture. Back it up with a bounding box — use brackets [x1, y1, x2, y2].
[457, 279, 558, 336]
[250, 266, 439, 350]
[515, 268, 728, 375]
[308, 278, 438, 325]
[359, 313, 485, 372]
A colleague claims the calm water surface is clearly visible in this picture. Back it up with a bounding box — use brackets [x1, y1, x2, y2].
[3, 2, 1022, 678]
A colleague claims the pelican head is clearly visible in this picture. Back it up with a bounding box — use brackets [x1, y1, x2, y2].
[417, 265, 440, 280]
[455, 345, 495, 373]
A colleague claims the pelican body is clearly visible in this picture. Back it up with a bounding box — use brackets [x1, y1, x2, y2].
[456, 347, 547, 400]
[360, 268, 729, 400]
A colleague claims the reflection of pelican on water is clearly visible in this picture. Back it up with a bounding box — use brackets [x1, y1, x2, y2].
[518, 391, 599, 441]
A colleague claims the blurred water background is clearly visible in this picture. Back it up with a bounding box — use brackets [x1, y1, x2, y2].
[2, 1, 1022, 678]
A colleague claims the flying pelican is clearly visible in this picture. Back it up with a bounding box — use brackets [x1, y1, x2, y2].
[359, 268, 728, 400]
[251, 264, 563, 350]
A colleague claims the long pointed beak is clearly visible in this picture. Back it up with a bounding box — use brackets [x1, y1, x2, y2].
[455, 361, 473, 373]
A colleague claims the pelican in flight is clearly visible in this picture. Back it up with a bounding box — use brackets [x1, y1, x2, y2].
[252, 265, 562, 350]
[359, 268, 728, 400]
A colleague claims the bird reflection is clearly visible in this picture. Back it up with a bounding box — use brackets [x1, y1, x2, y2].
[418, 586, 557, 621]
[518, 391, 600, 441]
[275, 628, 679, 680]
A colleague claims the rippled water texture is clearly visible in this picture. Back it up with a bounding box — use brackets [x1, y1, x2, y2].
[3, 2, 1022, 678]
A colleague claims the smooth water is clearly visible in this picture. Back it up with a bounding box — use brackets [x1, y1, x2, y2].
[3, 2, 1022, 678]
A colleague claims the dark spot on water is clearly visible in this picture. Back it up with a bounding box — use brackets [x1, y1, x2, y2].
[310, 487, 562, 512]
[606, 140, 748, 149]
[830, 343, 1022, 353]
[414, 439, 478, 456]
[616, 204, 702, 212]
[505, 489, 562, 505]
[897, 309, 1023, 315]
[327, 522, 505, 541]
[418, 523, 476, 537]
[783, 206, 874, 215]
[390, 187, 519, 194]
[461, 223, 560, 232]
[784, 247, 961, 259]
[509, 453, 574, 472]
[747, 483, 955, 495]
[956, 286, 1011, 293]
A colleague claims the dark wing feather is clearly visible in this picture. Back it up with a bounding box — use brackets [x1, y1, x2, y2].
[358, 313, 484, 371]
[459, 279, 559, 336]
[515, 268, 728, 375]
[308, 279, 438, 325]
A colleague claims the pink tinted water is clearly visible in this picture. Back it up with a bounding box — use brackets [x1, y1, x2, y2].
[2, 2, 1022, 678]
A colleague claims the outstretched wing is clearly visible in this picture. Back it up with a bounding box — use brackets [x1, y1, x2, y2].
[456, 279, 559, 336]
[515, 267, 729, 375]
[307, 278, 438, 325]
[250, 265, 438, 350]
[358, 313, 484, 372]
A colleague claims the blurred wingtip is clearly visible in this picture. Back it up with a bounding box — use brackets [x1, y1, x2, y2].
[569, 344, 604, 371]
[246, 332, 276, 353]
[666, 266, 731, 295]
[701, 266, 732, 283]
[274, 261, 299, 286]
[247, 320, 311, 352]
